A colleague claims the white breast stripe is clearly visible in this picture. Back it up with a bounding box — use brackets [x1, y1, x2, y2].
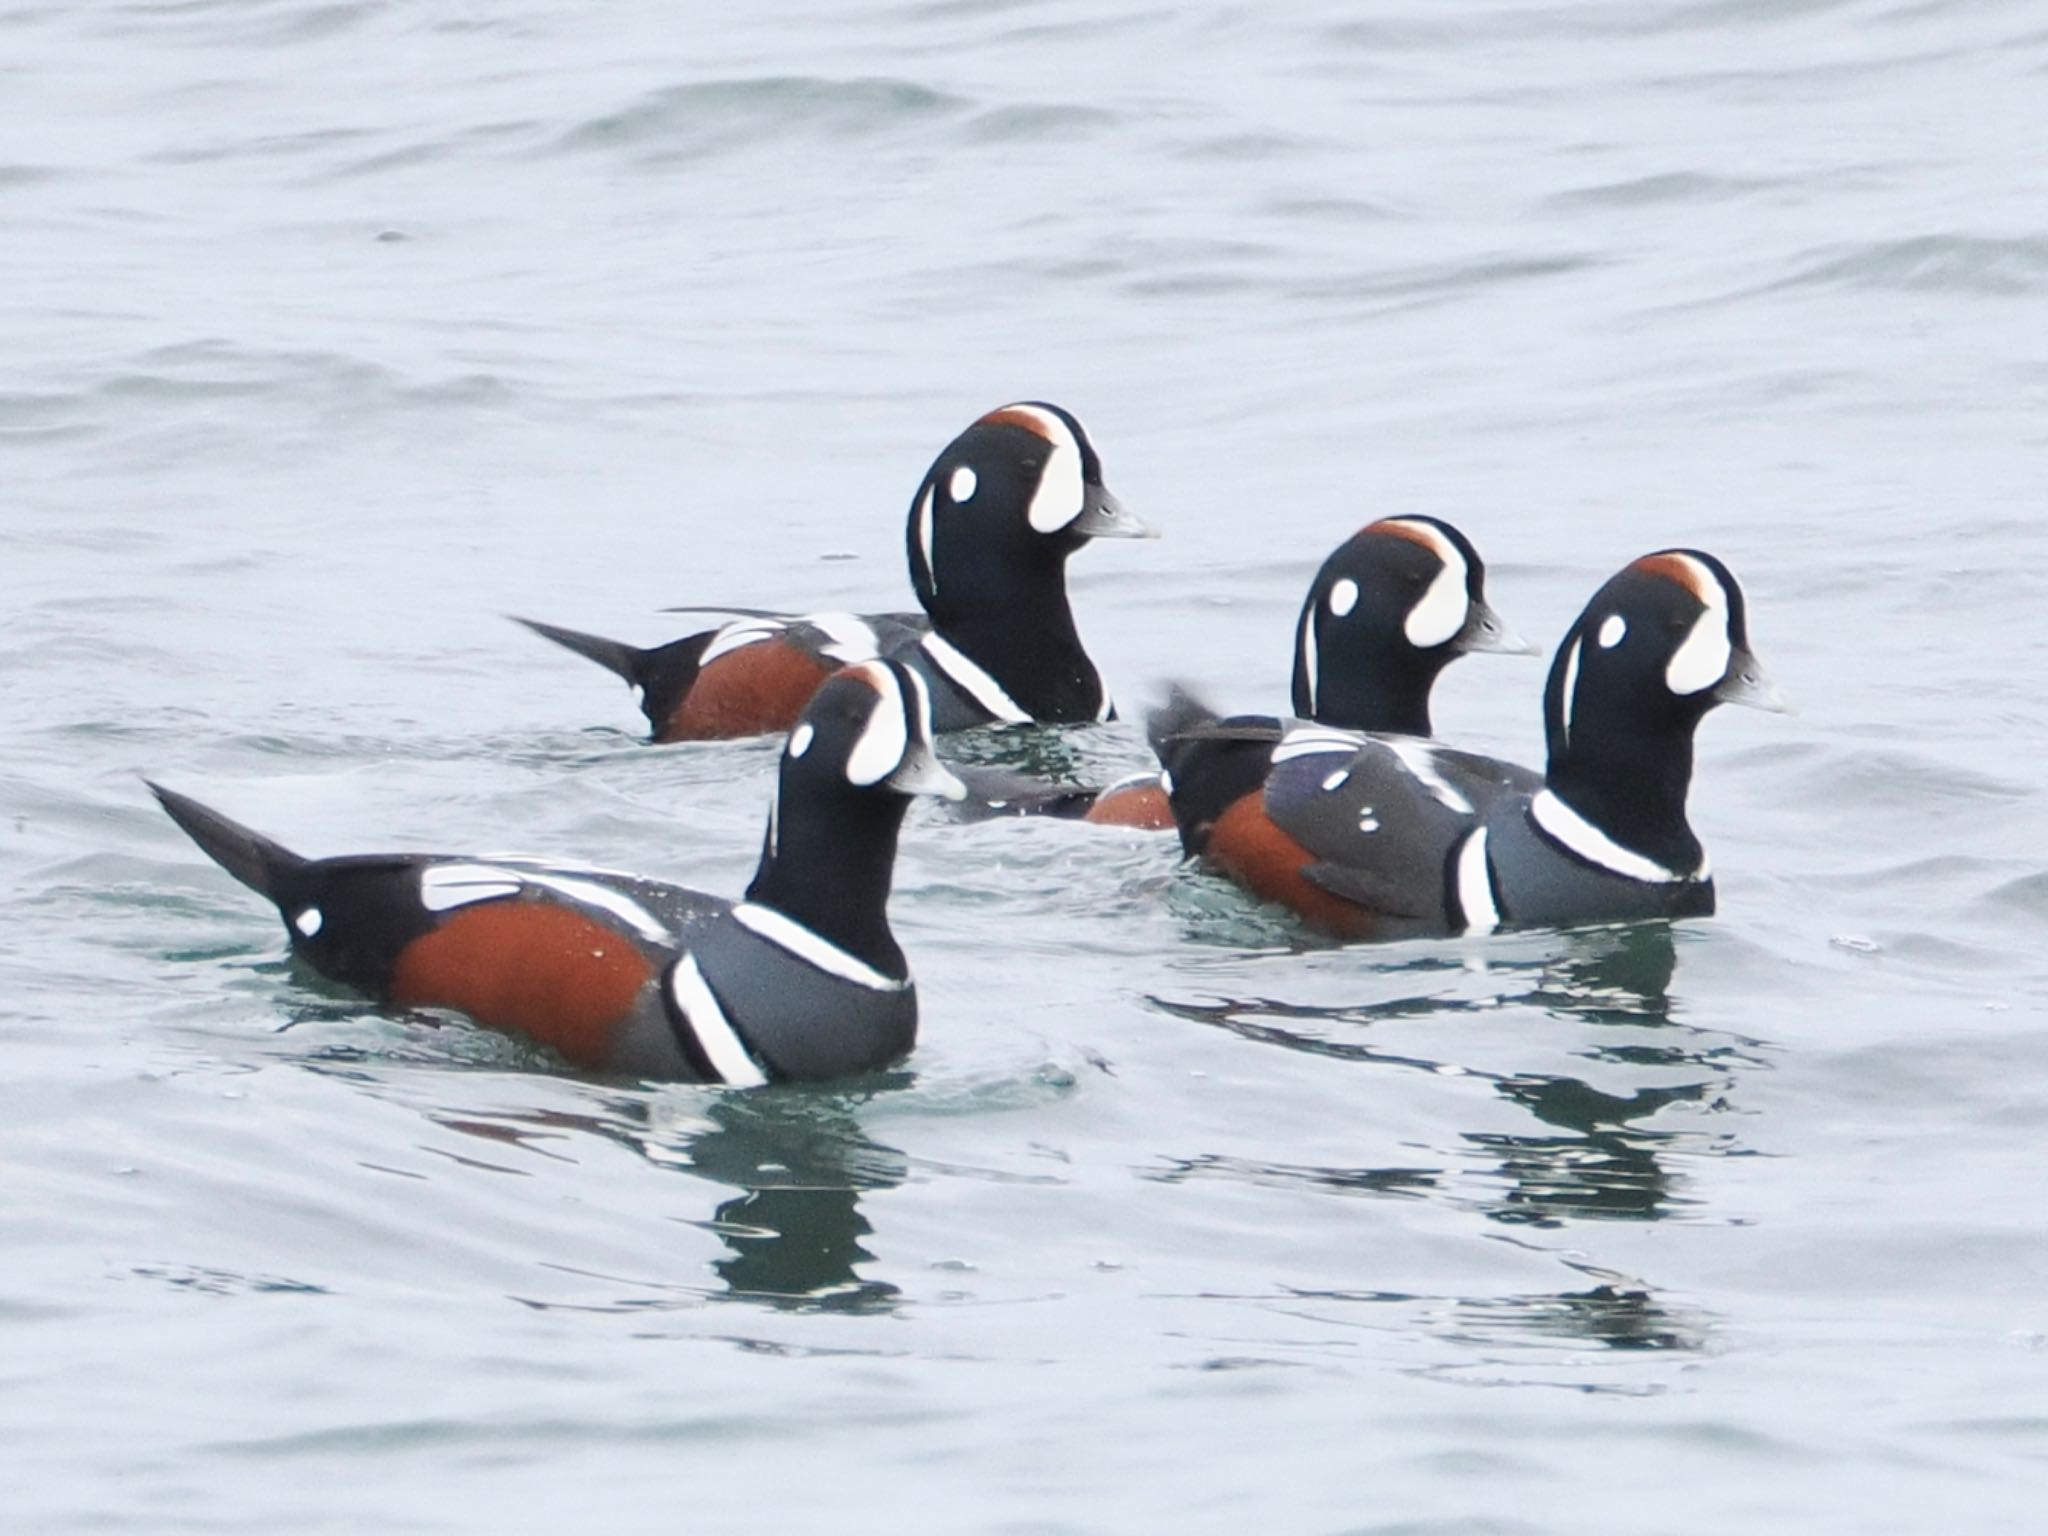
[419, 863, 523, 912]
[733, 902, 910, 992]
[667, 953, 768, 1088]
[1455, 827, 1498, 936]
[700, 618, 784, 668]
[919, 633, 1032, 723]
[1385, 738, 1474, 815]
[1530, 789, 1702, 883]
[805, 611, 883, 666]
[1271, 724, 1366, 764]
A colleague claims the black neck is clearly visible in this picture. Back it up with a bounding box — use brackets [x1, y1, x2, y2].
[1295, 655, 1444, 735]
[1291, 600, 1449, 736]
[744, 777, 909, 978]
[1544, 662, 1708, 873]
[917, 546, 1106, 720]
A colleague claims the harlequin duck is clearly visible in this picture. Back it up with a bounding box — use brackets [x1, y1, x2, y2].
[150, 660, 966, 1083]
[1075, 516, 1533, 830]
[1156, 549, 1784, 939]
[517, 401, 1154, 742]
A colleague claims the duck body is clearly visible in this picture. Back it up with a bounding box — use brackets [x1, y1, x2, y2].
[1045, 516, 1532, 833]
[1158, 549, 1782, 940]
[154, 661, 962, 1084]
[520, 401, 1151, 742]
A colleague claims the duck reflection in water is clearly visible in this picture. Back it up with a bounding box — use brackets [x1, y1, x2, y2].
[421, 1083, 909, 1314]
[677, 1090, 907, 1313]
[1151, 921, 1761, 1228]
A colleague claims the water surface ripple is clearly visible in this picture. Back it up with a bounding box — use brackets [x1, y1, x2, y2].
[4, 0, 2047, 1531]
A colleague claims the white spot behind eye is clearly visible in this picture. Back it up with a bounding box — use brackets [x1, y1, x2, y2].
[788, 723, 814, 758]
[949, 465, 977, 503]
[1597, 614, 1627, 649]
[844, 666, 908, 785]
[1328, 578, 1359, 618]
[1404, 545, 1469, 648]
[293, 907, 322, 937]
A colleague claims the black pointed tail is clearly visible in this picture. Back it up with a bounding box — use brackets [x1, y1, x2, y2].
[148, 782, 307, 901]
[510, 615, 649, 687]
[1145, 684, 1224, 758]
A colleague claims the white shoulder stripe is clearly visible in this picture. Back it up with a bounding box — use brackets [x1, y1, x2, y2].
[419, 863, 522, 912]
[417, 861, 671, 942]
[699, 618, 784, 668]
[1384, 738, 1474, 815]
[804, 611, 883, 665]
[1530, 789, 1705, 883]
[733, 902, 910, 992]
[919, 633, 1033, 724]
[1455, 826, 1498, 936]
[518, 872, 672, 942]
[667, 953, 768, 1087]
[1271, 725, 1364, 764]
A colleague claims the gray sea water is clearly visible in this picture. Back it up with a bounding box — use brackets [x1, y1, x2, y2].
[6, 0, 2048, 1530]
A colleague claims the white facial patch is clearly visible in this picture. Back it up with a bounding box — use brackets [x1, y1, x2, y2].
[1394, 521, 1470, 649]
[1661, 556, 1734, 696]
[1327, 578, 1359, 618]
[1597, 614, 1627, 649]
[293, 907, 323, 938]
[843, 664, 909, 786]
[999, 403, 1087, 535]
[949, 465, 977, 503]
[787, 722, 814, 759]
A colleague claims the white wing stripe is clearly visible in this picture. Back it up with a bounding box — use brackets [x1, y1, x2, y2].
[1455, 827, 1498, 936]
[667, 954, 768, 1087]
